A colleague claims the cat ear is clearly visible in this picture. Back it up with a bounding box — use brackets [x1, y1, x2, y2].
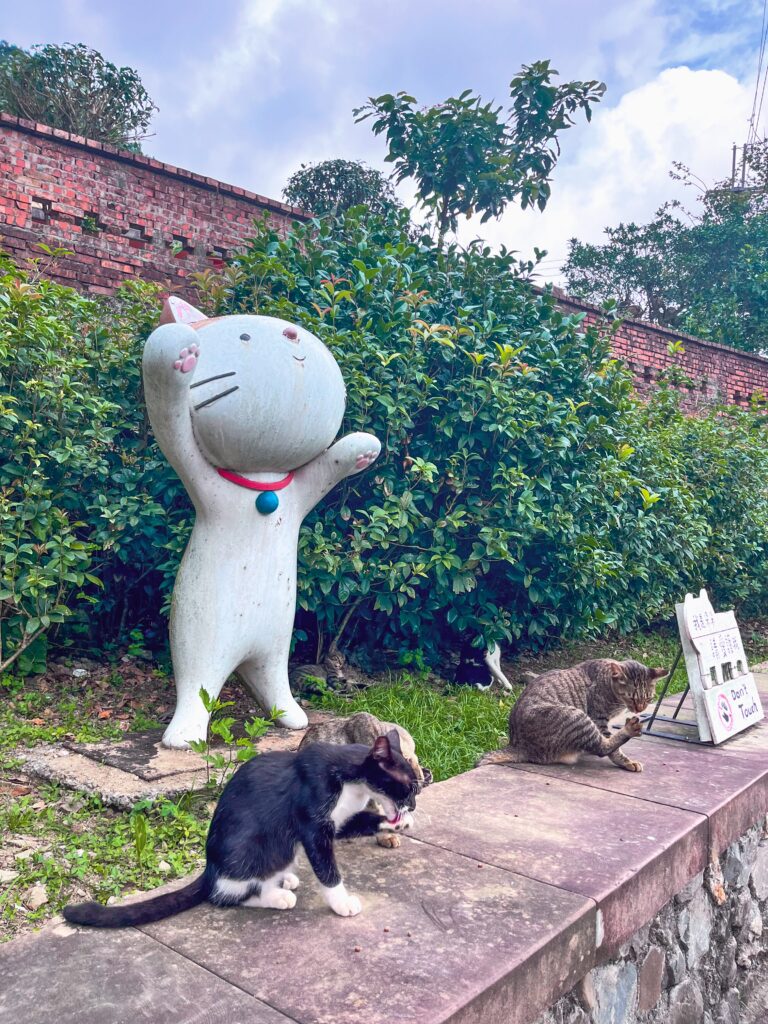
[386, 728, 403, 755]
[371, 735, 393, 762]
[650, 667, 669, 680]
[159, 296, 208, 326]
[607, 660, 624, 680]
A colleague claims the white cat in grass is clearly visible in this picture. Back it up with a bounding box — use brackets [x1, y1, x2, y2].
[143, 297, 380, 748]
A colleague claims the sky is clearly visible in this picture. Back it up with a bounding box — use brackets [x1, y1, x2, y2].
[4, 1, 766, 282]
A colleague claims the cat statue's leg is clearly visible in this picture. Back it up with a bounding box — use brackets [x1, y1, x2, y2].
[237, 652, 308, 730]
[163, 641, 233, 749]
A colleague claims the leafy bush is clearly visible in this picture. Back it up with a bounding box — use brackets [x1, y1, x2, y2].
[193, 210, 727, 663]
[282, 159, 398, 217]
[3, 214, 768, 676]
[0, 42, 157, 150]
[0, 254, 178, 669]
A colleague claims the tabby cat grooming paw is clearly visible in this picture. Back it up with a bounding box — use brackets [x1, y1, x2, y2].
[63, 732, 418, 928]
[483, 659, 666, 771]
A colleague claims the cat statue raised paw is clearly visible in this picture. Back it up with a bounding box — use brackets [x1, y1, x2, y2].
[143, 297, 380, 748]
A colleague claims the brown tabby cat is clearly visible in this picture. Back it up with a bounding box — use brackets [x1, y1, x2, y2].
[299, 712, 432, 847]
[484, 659, 667, 773]
[289, 647, 350, 697]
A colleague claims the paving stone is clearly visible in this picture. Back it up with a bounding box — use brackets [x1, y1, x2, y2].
[20, 747, 208, 810]
[668, 977, 705, 1024]
[677, 888, 712, 968]
[20, 713, 333, 809]
[590, 962, 637, 1024]
[506, 733, 768, 858]
[66, 729, 209, 780]
[0, 921, 290, 1024]
[143, 838, 596, 1024]
[410, 765, 706, 953]
[65, 714, 332, 780]
[637, 945, 665, 1011]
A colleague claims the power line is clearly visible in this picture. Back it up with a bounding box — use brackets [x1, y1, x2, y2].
[748, 0, 768, 144]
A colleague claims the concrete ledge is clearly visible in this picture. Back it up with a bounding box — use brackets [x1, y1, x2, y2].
[2, 680, 767, 1024]
[412, 764, 708, 955]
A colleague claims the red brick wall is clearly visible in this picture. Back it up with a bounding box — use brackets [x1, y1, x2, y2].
[2, 114, 767, 409]
[554, 294, 768, 411]
[0, 113, 306, 295]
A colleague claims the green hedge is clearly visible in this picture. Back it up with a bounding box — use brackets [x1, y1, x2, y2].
[2, 214, 767, 673]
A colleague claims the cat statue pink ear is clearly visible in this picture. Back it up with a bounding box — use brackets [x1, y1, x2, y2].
[158, 296, 208, 326]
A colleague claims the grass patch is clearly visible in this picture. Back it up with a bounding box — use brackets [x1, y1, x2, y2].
[0, 787, 208, 942]
[310, 672, 513, 782]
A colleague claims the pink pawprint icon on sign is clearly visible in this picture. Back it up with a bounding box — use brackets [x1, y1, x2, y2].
[355, 449, 378, 470]
[173, 343, 199, 373]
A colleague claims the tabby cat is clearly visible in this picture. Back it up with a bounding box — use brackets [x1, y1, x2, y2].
[299, 713, 431, 849]
[289, 647, 350, 697]
[484, 659, 667, 772]
[63, 732, 417, 927]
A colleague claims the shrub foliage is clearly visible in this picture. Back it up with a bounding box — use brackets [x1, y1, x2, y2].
[2, 216, 768, 672]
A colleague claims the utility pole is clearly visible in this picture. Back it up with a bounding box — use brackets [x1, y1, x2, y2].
[731, 143, 751, 191]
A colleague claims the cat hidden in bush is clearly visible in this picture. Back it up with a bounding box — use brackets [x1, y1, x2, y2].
[455, 643, 512, 691]
[63, 732, 417, 928]
[481, 659, 666, 772]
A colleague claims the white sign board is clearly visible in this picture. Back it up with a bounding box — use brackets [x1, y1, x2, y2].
[676, 589, 764, 744]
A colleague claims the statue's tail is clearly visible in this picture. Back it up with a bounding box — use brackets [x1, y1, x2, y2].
[63, 874, 205, 929]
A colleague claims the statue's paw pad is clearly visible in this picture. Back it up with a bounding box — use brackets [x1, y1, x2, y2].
[174, 343, 200, 373]
[355, 450, 378, 469]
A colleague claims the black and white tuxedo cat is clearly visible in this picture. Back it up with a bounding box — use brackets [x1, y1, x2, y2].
[63, 732, 417, 927]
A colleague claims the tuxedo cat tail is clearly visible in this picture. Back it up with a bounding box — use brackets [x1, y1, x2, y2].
[63, 874, 205, 928]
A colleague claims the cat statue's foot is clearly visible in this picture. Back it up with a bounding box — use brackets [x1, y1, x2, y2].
[162, 708, 210, 749]
[273, 695, 309, 730]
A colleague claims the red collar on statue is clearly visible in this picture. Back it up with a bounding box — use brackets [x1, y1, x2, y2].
[216, 468, 295, 491]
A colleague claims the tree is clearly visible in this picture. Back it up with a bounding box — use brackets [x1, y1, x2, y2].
[0, 42, 157, 150]
[283, 158, 398, 217]
[354, 61, 605, 245]
[562, 141, 768, 353]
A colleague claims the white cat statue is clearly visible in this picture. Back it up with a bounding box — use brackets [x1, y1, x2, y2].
[143, 296, 380, 748]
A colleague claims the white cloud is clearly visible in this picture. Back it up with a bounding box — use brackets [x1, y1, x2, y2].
[467, 66, 754, 281]
[181, 0, 340, 119]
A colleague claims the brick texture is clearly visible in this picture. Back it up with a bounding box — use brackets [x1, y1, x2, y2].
[2, 114, 767, 411]
[0, 113, 305, 295]
[555, 293, 768, 412]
